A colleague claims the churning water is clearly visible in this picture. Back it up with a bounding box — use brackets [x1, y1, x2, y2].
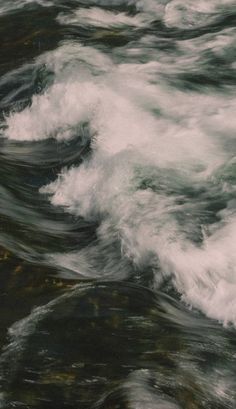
[0, 0, 236, 408]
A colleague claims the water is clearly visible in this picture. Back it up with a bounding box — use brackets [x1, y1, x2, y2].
[0, 0, 236, 407]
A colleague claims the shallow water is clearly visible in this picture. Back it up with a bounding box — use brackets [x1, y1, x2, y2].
[0, 0, 236, 408]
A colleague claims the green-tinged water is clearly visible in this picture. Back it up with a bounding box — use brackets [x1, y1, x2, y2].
[0, 1, 236, 408]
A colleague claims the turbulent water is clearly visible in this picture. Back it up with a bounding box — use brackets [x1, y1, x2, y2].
[0, 0, 236, 408]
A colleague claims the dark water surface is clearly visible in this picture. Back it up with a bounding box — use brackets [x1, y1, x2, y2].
[0, 0, 236, 408]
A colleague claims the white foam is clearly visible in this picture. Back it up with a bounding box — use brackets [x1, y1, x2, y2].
[57, 7, 147, 28]
[42, 152, 236, 326]
[57, 0, 172, 29]
[157, 216, 236, 325]
[5, 43, 113, 141]
[164, 0, 236, 29]
[5, 80, 100, 141]
[4, 8, 236, 326]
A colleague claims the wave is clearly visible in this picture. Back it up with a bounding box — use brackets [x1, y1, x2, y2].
[2, 2, 236, 326]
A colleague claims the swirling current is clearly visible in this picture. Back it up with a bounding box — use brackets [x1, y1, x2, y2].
[0, 0, 236, 408]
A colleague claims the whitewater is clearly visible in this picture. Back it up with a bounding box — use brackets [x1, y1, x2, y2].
[0, 1, 236, 408]
[3, 0, 236, 325]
